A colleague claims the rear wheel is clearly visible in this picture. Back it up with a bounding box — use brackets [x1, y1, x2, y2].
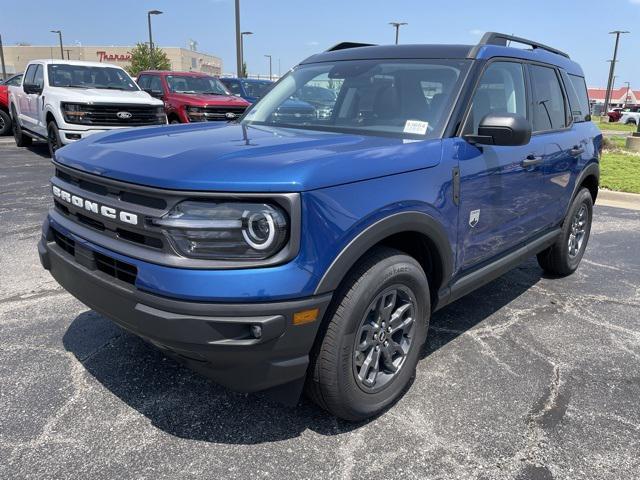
[537, 188, 593, 276]
[0, 109, 11, 136]
[11, 106, 32, 147]
[306, 247, 430, 421]
[47, 121, 62, 158]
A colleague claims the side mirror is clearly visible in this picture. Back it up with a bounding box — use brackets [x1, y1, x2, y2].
[465, 113, 531, 147]
[144, 88, 164, 99]
[23, 83, 43, 95]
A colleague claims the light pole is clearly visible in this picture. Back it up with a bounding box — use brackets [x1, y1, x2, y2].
[264, 54, 272, 80]
[235, 0, 242, 78]
[389, 22, 407, 44]
[147, 10, 163, 69]
[603, 30, 629, 115]
[240, 31, 253, 78]
[50, 30, 64, 59]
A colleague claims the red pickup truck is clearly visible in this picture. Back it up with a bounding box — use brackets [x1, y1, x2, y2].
[0, 74, 23, 135]
[136, 71, 250, 123]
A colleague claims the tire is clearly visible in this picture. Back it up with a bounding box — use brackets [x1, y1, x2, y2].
[11, 106, 32, 147]
[306, 246, 430, 421]
[47, 121, 62, 158]
[626, 119, 637, 125]
[537, 188, 593, 276]
[0, 109, 11, 136]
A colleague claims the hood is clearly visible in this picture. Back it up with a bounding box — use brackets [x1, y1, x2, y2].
[170, 92, 249, 107]
[54, 123, 442, 192]
[51, 87, 163, 106]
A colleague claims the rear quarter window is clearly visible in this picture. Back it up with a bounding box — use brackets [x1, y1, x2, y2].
[567, 74, 591, 122]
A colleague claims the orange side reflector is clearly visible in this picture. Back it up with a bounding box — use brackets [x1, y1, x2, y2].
[293, 308, 319, 325]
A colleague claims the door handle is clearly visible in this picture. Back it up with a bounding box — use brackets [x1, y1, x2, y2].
[522, 154, 543, 167]
[570, 146, 585, 156]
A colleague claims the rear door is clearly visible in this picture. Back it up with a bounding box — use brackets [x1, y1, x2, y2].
[457, 60, 546, 270]
[527, 63, 581, 227]
[18, 64, 37, 129]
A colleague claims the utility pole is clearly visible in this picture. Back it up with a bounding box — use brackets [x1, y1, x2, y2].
[147, 10, 163, 69]
[265, 54, 272, 80]
[624, 81, 631, 106]
[0, 34, 7, 81]
[65, 49, 71, 60]
[51, 30, 64, 59]
[603, 30, 629, 115]
[235, 0, 242, 78]
[389, 22, 407, 44]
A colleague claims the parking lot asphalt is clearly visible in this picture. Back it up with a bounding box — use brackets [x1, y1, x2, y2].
[1, 141, 639, 480]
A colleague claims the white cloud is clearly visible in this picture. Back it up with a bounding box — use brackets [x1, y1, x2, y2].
[306, 41, 320, 46]
[630, 0, 640, 4]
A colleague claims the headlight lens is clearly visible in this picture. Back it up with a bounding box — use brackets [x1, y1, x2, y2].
[186, 106, 206, 122]
[61, 102, 88, 123]
[153, 201, 289, 260]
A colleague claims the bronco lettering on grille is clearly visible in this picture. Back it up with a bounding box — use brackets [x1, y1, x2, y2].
[52, 185, 139, 226]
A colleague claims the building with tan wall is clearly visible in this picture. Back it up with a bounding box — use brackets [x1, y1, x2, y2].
[1, 45, 222, 77]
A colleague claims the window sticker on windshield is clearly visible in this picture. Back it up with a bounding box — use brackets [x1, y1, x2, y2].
[403, 120, 429, 135]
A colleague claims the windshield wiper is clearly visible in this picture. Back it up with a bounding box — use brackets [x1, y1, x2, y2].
[94, 86, 131, 90]
[60, 84, 89, 89]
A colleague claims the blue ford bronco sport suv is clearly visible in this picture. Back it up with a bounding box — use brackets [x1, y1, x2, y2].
[39, 33, 601, 421]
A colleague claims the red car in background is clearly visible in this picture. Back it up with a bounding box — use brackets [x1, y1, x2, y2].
[136, 71, 250, 124]
[0, 74, 23, 135]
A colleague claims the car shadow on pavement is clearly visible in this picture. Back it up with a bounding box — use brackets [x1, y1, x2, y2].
[25, 143, 50, 158]
[62, 258, 543, 444]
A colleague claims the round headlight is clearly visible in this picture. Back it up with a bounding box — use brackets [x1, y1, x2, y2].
[242, 210, 276, 250]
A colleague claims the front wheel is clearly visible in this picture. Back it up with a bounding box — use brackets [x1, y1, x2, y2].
[537, 188, 593, 276]
[47, 121, 62, 158]
[306, 247, 430, 421]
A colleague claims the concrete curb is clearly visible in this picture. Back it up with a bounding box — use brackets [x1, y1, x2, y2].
[597, 189, 640, 211]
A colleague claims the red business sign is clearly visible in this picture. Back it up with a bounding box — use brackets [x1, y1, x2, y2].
[97, 51, 132, 62]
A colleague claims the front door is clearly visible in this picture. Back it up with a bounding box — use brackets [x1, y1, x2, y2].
[456, 60, 546, 271]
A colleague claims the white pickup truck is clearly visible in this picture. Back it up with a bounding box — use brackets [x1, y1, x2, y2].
[619, 110, 640, 126]
[9, 59, 165, 156]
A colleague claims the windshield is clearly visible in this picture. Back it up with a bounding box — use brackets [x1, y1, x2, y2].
[48, 64, 138, 90]
[242, 80, 272, 98]
[242, 59, 470, 138]
[167, 75, 229, 95]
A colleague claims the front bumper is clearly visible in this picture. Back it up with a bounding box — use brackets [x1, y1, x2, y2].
[38, 220, 332, 396]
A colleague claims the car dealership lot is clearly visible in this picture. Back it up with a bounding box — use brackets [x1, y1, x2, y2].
[1, 141, 639, 479]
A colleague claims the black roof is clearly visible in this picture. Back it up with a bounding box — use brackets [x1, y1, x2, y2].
[300, 44, 474, 64]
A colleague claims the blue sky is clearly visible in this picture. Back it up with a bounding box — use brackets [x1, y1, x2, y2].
[1, 0, 639, 87]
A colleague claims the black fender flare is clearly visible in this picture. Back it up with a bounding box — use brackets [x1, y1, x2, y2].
[570, 161, 599, 205]
[313, 211, 454, 295]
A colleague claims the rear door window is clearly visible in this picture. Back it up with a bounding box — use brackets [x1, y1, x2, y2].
[529, 65, 567, 132]
[24, 64, 37, 86]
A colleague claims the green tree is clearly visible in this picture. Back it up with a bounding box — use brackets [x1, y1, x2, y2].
[241, 61, 248, 78]
[125, 43, 171, 76]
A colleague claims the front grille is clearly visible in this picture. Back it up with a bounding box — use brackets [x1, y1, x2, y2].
[94, 252, 137, 285]
[51, 227, 138, 286]
[62, 103, 164, 127]
[199, 105, 247, 121]
[52, 228, 75, 255]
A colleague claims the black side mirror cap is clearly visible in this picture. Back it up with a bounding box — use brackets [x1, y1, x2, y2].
[464, 113, 531, 147]
[23, 83, 42, 95]
[144, 88, 164, 99]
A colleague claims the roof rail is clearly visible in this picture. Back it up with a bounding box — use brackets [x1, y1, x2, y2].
[326, 42, 376, 52]
[468, 32, 570, 59]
